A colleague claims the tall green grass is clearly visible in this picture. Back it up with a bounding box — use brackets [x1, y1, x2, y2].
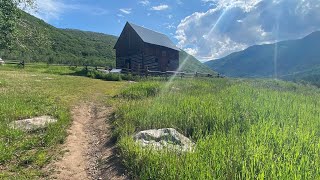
[116, 79, 320, 179]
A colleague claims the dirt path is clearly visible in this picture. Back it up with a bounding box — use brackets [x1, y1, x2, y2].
[47, 103, 127, 180]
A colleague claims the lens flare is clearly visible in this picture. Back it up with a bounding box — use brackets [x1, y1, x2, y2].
[163, 54, 190, 90]
[203, 7, 230, 39]
[273, 18, 280, 79]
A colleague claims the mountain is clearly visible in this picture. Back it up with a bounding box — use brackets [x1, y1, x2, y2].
[179, 51, 215, 73]
[1, 11, 213, 73]
[205, 31, 320, 79]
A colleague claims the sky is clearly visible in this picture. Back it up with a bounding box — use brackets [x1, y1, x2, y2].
[24, 0, 320, 62]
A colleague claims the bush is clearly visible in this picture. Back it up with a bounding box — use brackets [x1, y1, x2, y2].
[105, 73, 122, 81]
[86, 70, 122, 81]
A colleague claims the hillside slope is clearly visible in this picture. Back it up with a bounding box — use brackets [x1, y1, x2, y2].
[179, 51, 215, 73]
[3, 11, 117, 66]
[205, 31, 320, 78]
[1, 11, 213, 73]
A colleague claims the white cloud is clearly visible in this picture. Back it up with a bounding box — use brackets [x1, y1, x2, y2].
[164, 22, 176, 30]
[151, 4, 169, 11]
[21, 0, 108, 22]
[119, 8, 132, 14]
[21, 0, 70, 21]
[184, 48, 198, 56]
[176, 0, 320, 61]
[117, 14, 124, 17]
[139, 0, 150, 6]
[177, 0, 183, 5]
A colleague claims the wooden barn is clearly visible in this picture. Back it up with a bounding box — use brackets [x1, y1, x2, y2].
[114, 22, 180, 72]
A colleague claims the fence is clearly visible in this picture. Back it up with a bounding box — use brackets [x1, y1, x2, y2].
[121, 68, 223, 79]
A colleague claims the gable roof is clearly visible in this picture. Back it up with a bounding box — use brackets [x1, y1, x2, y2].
[118, 22, 180, 51]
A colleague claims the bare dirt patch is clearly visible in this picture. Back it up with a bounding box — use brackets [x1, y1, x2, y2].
[46, 102, 127, 180]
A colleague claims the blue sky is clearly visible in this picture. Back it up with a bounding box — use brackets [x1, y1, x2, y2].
[25, 0, 320, 61]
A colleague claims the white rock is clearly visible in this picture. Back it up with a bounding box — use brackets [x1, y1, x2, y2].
[10, 116, 57, 131]
[134, 128, 194, 152]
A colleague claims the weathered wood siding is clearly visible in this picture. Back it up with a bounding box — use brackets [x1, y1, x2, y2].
[115, 23, 144, 71]
[143, 44, 179, 72]
[115, 23, 179, 72]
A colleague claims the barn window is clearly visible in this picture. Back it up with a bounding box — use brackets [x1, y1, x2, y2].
[162, 51, 167, 57]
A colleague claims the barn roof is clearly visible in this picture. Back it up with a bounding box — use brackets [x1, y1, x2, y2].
[128, 22, 180, 51]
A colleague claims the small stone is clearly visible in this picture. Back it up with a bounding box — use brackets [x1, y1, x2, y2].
[10, 116, 57, 131]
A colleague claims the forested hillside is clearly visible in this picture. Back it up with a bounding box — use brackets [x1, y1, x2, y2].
[2, 11, 117, 66]
[0, 11, 213, 73]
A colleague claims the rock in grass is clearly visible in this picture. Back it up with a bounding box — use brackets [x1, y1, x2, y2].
[134, 128, 194, 152]
[10, 116, 57, 131]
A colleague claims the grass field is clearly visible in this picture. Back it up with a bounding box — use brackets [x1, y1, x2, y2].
[0, 64, 124, 179]
[1, 64, 320, 179]
[116, 79, 320, 179]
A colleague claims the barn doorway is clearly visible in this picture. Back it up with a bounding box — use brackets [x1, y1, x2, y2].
[125, 58, 132, 70]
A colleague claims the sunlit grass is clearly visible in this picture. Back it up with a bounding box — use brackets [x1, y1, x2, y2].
[0, 65, 124, 178]
[116, 79, 320, 179]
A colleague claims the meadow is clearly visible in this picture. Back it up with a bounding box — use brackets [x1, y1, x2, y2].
[1, 64, 320, 179]
[0, 64, 124, 178]
[116, 78, 320, 179]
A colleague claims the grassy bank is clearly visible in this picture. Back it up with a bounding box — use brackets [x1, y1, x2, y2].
[0, 65, 124, 178]
[115, 79, 320, 179]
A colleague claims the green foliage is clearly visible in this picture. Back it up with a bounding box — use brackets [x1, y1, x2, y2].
[86, 70, 122, 81]
[0, 0, 19, 49]
[116, 79, 320, 179]
[86, 70, 141, 82]
[0, 0, 35, 50]
[2, 10, 117, 67]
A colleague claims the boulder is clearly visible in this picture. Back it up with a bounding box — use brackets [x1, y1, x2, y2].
[10, 116, 57, 131]
[134, 128, 194, 152]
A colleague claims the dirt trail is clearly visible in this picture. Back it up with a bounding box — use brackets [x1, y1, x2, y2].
[47, 103, 127, 180]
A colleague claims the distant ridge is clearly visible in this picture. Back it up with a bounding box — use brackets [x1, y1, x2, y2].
[205, 31, 320, 78]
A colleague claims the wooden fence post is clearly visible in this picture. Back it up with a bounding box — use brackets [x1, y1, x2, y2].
[145, 66, 149, 78]
[127, 63, 130, 75]
[165, 67, 168, 80]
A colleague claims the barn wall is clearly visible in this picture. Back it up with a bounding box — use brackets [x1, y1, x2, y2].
[144, 44, 179, 72]
[115, 23, 180, 72]
[115, 23, 144, 70]
[117, 54, 143, 72]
